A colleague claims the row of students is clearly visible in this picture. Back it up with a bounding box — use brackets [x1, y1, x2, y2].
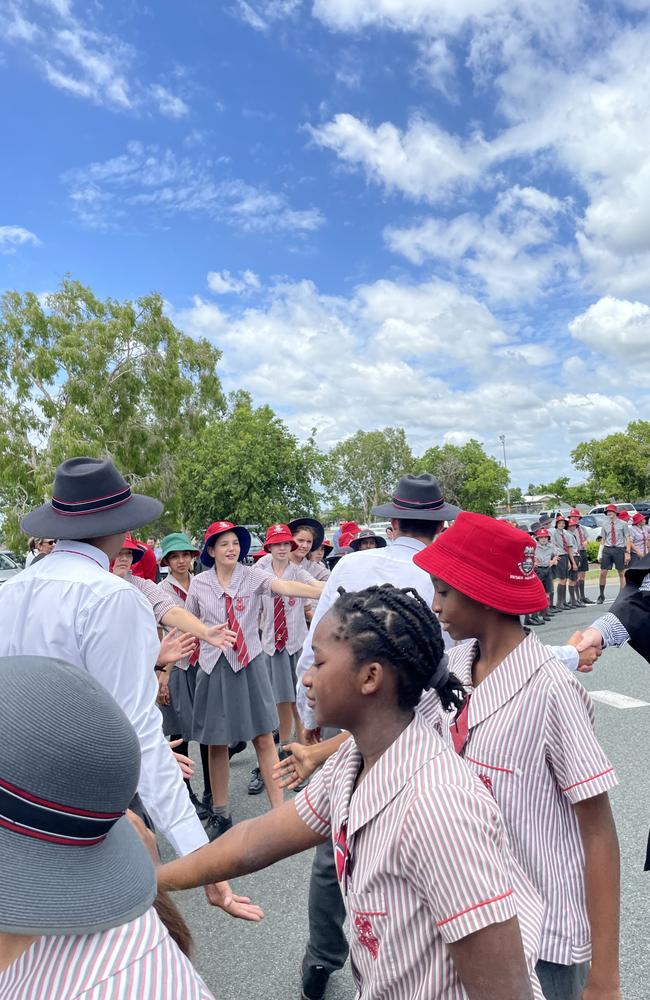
[159, 521, 622, 998]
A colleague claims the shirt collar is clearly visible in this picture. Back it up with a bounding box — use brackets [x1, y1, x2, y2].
[450, 631, 555, 728]
[51, 539, 110, 571]
[202, 562, 245, 598]
[340, 713, 445, 837]
[391, 535, 427, 553]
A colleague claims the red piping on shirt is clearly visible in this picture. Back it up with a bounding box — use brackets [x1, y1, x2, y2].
[464, 756, 514, 774]
[350, 908, 388, 917]
[436, 889, 514, 927]
[561, 767, 614, 793]
[303, 788, 331, 827]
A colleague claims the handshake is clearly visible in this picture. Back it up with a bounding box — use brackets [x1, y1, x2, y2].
[567, 629, 604, 673]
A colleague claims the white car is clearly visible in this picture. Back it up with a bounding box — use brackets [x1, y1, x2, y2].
[588, 502, 636, 514]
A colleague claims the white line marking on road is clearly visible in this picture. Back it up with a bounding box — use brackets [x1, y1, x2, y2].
[590, 690, 650, 709]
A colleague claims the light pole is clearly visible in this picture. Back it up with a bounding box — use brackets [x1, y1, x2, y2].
[499, 434, 511, 512]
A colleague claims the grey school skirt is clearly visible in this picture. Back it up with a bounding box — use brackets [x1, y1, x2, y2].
[267, 649, 299, 704]
[160, 663, 197, 739]
[192, 652, 279, 745]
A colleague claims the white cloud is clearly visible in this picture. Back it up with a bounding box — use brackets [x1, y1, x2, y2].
[386, 185, 573, 301]
[570, 296, 650, 360]
[207, 269, 261, 294]
[234, 0, 302, 31]
[172, 273, 637, 483]
[1, 1, 192, 116]
[0, 225, 41, 252]
[149, 84, 189, 119]
[63, 141, 324, 234]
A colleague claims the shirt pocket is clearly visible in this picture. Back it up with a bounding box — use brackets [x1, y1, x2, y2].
[463, 747, 520, 797]
[347, 889, 396, 989]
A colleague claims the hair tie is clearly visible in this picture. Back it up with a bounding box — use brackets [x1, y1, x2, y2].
[424, 653, 449, 692]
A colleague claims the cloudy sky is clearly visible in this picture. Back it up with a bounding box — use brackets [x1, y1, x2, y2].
[2, 0, 649, 487]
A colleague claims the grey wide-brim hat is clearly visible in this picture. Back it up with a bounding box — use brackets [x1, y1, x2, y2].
[372, 474, 461, 522]
[0, 655, 156, 935]
[21, 457, 162, 540]
[350, 530, 387, 551]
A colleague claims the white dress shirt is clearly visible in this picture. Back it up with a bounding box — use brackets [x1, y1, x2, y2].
[0, 540, 207, 857]
[295, 535, 580, 728]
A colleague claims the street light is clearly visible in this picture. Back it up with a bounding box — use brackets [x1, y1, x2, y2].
[499, 434, 511, 512]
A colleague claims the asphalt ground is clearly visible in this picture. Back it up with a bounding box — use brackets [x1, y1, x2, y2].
[159, 580, 650, 1000]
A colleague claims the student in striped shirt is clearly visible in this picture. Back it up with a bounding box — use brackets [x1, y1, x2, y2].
[186, 521, 324, 840]
[413, 513, 621, 1000]
[259, 523, 315, 749]
[160, 584, 545, 1000]
[629, 512, 649, 564]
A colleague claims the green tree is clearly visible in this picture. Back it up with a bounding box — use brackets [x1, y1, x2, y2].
[509, 487, 524, 506]
[527, 477, 596, 506]
[571, 421, 650, 501]
[321, 427, 414, 523]
[179, 391, 321, 531]
[417, 439, 509, 515]
[0, 278, 224, 547]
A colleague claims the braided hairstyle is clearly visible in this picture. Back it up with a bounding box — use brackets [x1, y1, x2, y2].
[330, 584, 466, 713]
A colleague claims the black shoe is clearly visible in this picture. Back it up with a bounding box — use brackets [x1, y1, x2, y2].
[562, 602, 573, 610]
[206, 812, 233, 841]
[543, 611, 552, 621]
[301, 961, 330, 1000]
[202, 791, 213, 813]
[248, 767, 264, 795]
[189, 788, 210, 821]
[533, 614, 545, 624]
[228, 740, 247, 759]
[596, 594, 605, 604]
[582, 596, 595, 604]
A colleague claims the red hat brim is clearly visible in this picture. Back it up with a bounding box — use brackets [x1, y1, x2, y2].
[414, 537, 547, 615]
[263, 535, 298, 553]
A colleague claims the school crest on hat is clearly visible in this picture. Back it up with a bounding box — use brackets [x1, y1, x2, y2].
[518, 544, 536, 578]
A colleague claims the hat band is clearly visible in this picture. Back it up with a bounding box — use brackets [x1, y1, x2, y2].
[51, 486, 132, 517]
[0, 777, 123, 847]
[391, 493, 446, 511]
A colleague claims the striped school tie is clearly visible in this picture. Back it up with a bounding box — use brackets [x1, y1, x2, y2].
[611, 521, 616, 545]
[224, 594, 249, 668]
[450, 695, 471, 755]
[274, 595, 288, 652]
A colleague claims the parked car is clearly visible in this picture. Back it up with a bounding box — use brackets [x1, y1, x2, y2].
[589, 502, 636, 514]
[0, 550, 22, 584]
[578, 514, 608, 542]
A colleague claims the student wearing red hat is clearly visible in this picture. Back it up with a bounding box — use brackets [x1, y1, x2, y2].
[551, 516, 578, 611]
[308, 538, 333, 569]
[532, 528, 555, 622]
[597, 505, 631, 603]
[567, 512, 592, 606]
[630, 512, 649, 564]
[413, 514, 621, 1000]
[186, 521, 324, 839]
[259, 524, 316, 750]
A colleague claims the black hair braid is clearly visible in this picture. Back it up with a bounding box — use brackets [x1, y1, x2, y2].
[332, 584, 466, 713]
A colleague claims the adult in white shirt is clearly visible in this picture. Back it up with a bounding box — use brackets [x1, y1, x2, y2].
[0, 457, 258, 920]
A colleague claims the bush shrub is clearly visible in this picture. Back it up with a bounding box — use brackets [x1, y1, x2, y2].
[586, 540, 600, 564]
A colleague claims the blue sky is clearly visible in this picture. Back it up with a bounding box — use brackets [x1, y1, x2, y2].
[2, 0, 650, 489]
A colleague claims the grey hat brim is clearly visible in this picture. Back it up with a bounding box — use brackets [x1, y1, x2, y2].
[350, 535, 387, 551]
[371, 500, 461, 522]
[0, 814, 156, 935]
[20, 493, 163, 540]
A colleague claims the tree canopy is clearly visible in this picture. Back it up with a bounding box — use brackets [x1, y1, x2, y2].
[178, 391, 321, 532]
[417, 439, 509, 515]
[571, 421, 650, 501]
[0, 278, 224, 545]
[320, 427, 414, 523]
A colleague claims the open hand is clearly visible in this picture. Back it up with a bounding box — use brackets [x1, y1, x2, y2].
[204, 624, 237, 650]
[204, 881, 264, 921]
[168, 738, 195, 779]
[159, 628, 198, 666]
[156, 673, 171, 706]
[273, 742, 318, 790]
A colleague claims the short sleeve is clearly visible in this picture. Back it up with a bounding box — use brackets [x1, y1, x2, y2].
[545, 675, 618, 804]
[250, 566, 274, 597]
[401, 780, 517, 943]
[185, 578, 201, 618]
[294, 759, 334, 838]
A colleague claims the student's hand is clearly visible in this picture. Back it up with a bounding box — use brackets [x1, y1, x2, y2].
[204, 624, 237, 649]
[156, 673, 171, 706]
[168, 738, 195, 779]
[204, 881, 264, 921]
[158, 628, 197, 665]
[571, 628, 605, 672]
[273, 742, 318, 789]
[624, 552, 630, 564]
[126, 808, 160, 866]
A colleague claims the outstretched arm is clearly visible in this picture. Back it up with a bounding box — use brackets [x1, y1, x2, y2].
[271, 578, 324, 600]
[158, 799, 325, 894]
[161, 606, 236, 649]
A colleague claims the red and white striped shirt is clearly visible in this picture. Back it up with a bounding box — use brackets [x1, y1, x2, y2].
[159, 576, 199, 671]
[420, 631, 618, 965]
[296, 712, 544, 999]
[127, 573, 177, 626]
[185, 563, 273, 674]
[0, 906, 214, 999]
[258, 561, 315, 656]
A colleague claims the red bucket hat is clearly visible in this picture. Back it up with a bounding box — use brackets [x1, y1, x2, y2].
[617, 510, 630, 521]
[413, 512, 547, 615]
[201, 521, 251, 566]
[263, 523, 298, 552]
[632, 512, 646, 525]
[121, 533, 145, 565]
[338, 530, 360, 548]
[568, 508, 582, 519]
[535, 527, 551, 539]
[605, 503, 618, 513]
[340, 521, 361, 535]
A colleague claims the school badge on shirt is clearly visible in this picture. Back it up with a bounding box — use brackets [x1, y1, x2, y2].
[518, 545, 535, 577]
[235, 597, 246, 612]
[288, 597, 296, 607]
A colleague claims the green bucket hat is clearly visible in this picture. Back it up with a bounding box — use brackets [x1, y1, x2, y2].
[160, 532, 200, 565]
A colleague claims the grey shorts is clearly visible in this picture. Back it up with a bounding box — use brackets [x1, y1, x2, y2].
[601, 545, 625, 571]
